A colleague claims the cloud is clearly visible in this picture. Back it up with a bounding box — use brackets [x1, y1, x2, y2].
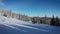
[0, 0, 5, 6]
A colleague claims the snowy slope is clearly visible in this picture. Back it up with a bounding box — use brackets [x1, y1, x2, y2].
[0, 16, 60, 34]
[0, 16, 42, 31]
[0, 16, 32, 25]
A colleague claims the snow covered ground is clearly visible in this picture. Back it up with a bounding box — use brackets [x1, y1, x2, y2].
[0, 16, 60, 34]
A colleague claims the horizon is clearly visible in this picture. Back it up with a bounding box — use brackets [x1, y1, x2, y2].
[0, 0, 60, 18]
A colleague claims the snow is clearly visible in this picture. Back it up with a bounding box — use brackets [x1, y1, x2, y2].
[0, 15, 43, 31]
[0, 15, 31, 25]
[0, 15, 60, 34]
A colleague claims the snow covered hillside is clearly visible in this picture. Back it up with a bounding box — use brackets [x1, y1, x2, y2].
[0, 15, 32, 25]
[0, 16, 60, 34]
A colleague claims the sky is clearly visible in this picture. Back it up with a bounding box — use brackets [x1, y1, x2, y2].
[0, 0, 60, 17]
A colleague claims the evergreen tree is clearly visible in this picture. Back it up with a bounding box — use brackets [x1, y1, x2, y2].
[44, 15, 47, 24]
[50, 15, 55, 25]
[40, 19, 42, 24]
[10, 9, 12, 17]
[32, 18, 37, 24]
[55, 16, 60, 26]
[19, 14, 20, 20]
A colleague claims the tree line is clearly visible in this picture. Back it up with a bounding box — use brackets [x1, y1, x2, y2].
[50, 15, 60, 26]
[32, 15, 60, 26]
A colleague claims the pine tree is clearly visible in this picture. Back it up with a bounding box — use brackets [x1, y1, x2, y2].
[44, 15, 47, 24]
[10, 9, 12, 17]
[55, 16, 60, 26]
[50, 15, 55, 25]
[19, 14, 20, 20]
[32, 18, 37, 24]
[40, 19, 42, 24]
